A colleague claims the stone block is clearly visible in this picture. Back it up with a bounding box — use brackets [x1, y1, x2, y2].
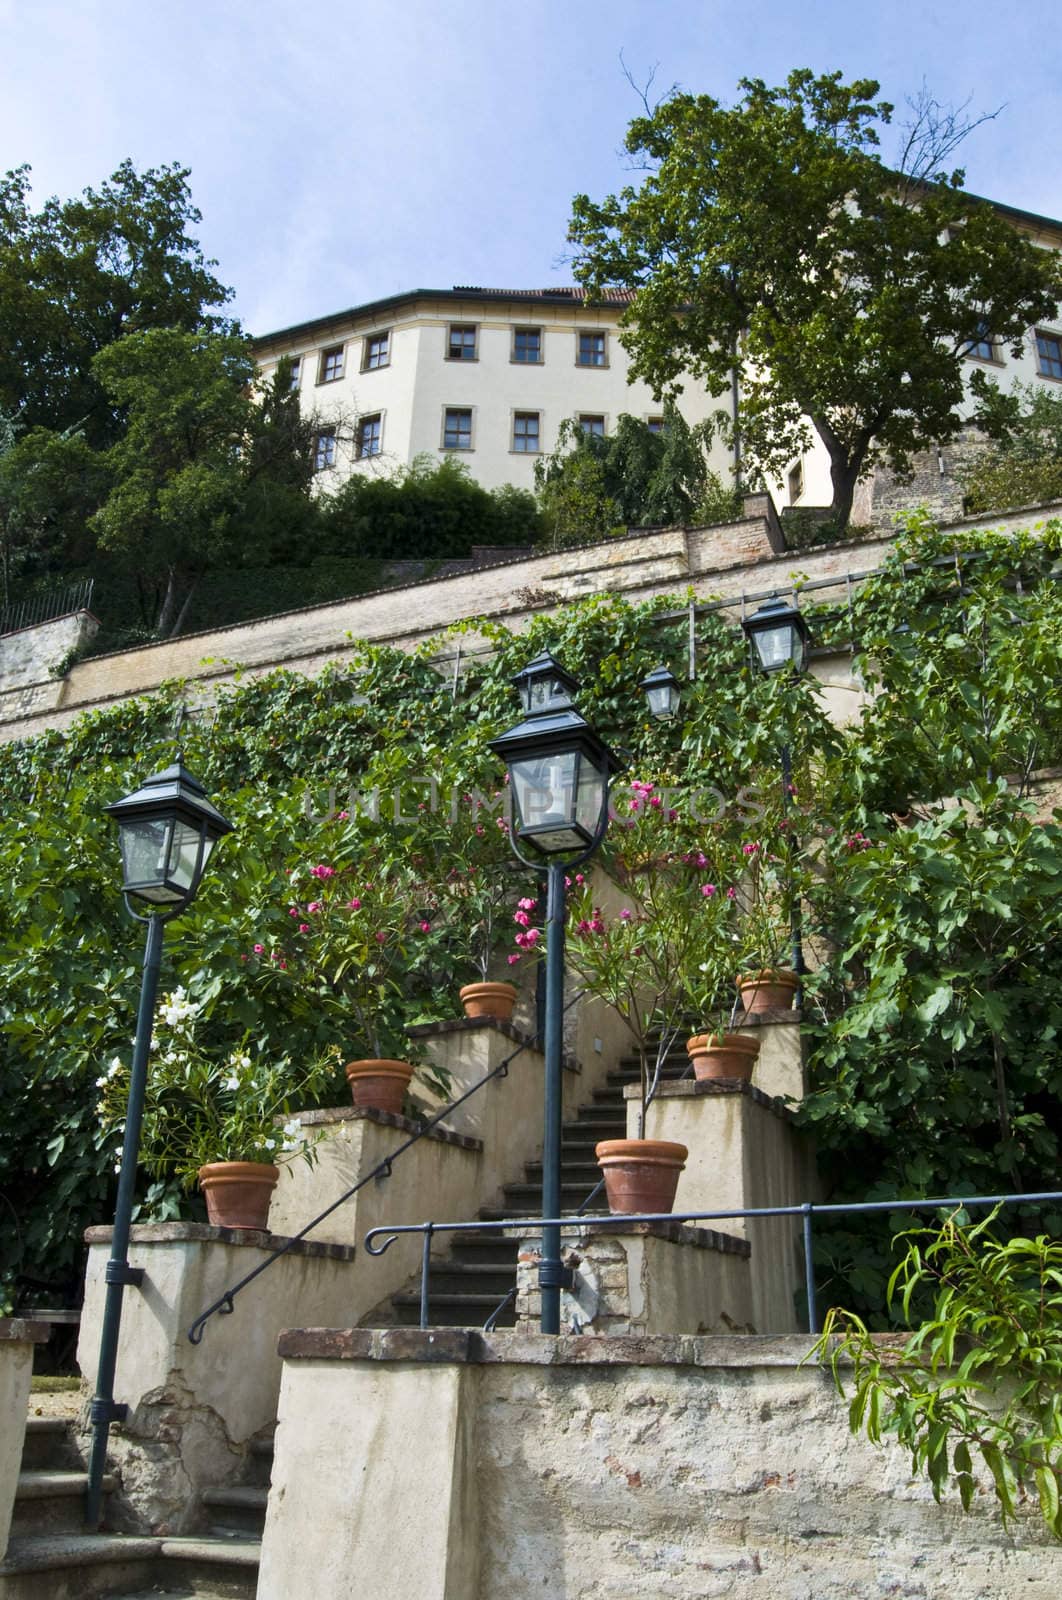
[0, 1320, 50, 1557]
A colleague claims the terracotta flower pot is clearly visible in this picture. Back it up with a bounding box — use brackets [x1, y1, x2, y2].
[686, 1031, 761, 1082]
[197, 1161, 279, 1231]
[736, 968, 799, 1013]
[594, 1139, 688, 1216]
[345, 1058, 414, 1116]
[458, 981, 518, 1022]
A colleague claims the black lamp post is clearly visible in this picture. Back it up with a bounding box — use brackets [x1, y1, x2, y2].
[741, 599, 810, 985]
[490, 653, 621, 1333]
[85, 762, 233, 1530]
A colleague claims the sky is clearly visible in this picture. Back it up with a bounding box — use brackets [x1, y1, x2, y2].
[2, 0, 1060, 336]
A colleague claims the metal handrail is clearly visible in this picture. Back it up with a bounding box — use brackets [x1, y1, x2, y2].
[186, 993, 584, 1344]
[365, 1188, 1062, 1337]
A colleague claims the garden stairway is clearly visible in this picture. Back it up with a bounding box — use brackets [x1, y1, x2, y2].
[0, 1415, 264, 1599]
[378, 1041, 693, 1328]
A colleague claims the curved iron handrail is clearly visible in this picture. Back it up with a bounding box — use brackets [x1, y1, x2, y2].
[364, 1188, 1062, 1336]
[186, 994, 583, 1344]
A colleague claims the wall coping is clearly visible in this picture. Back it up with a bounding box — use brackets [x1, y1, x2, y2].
[406, 1014, 578, 1071]
[83, 1222, 356, 1261]
[0, 1317, 51, 1344]
[276, 1327, 824, 1368]
[624, 1077, 798, 1121]
[288, 1102, 483, 1150]
[515, 1218, 751, 1258]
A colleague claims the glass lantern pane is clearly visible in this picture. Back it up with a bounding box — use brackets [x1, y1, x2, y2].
[167, 819, 206, 894]
[647, 684, 677, 719]
[575, 751, 606, 836]
[120, 817, 173, 889]
[511, 752, 577, 833]
[753, 623, 795, 672]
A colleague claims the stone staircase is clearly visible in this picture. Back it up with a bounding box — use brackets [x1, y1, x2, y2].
[1, 1416, 265, 1599]
[379, 1042, 692, 1328]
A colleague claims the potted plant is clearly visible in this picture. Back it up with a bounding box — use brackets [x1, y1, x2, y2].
[96, 986, 339, 1230]
[730, 840, 801, 1013]
[429, 789, 525, 1022]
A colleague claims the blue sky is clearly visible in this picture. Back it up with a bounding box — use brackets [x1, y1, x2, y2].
[2, 0, 1060, 335]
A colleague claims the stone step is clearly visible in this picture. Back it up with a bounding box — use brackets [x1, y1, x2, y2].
[0, 1533, 159, 1600]
[11, 1470, 117, 1537]
[413, 1263, 519, 1295]
[525, 1160, 603, 1184]
[449, 1232, 520, 1262]
[201, 1485, 269, 1538]
[242, 1432, 275, 1490]
[390, 1291, 516, 1328]
[479, 1204, 609, 1222]
[19, 1418, 81, 1474]
[156, 1536, 260, 1598]
[501, 1181, 600, 1207]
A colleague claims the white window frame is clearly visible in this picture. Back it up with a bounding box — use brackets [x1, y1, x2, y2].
[575, 330, 608, 368]
[318, 345, 345, 384]
[512, 326, 543, 364]
[446, 324, 478, 362]
[362, 330, 391, 372]
[441, 405, 475, 451]
[356, 412, 384, 459]
[511, 410, 541, 454]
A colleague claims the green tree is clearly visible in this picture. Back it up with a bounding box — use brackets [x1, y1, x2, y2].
[0, 418, 110, 606]
[534, 408, 739, 546]
[0, 161, 233, 446]
[91, 331, 318, 637]
[569, 70, 1062, 531]
[961, 377, 1062, 513]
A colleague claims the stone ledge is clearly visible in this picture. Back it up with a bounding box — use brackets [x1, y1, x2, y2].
[0, 1317, 51, 1343]
[732, 1007, 803, 1028]
[83, 1222, 356, 1261]
[625, 1077, 797, 1121]
[406, 1014, 579, 1072]
[289, 1102, 484, 1150]
[571, 1219, 751, 1258]
[277, 1327, 825, 1368]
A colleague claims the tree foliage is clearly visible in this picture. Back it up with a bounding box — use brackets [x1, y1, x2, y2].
[961, 377, 1062, 514]
[534, 408, 740, 546]
[814, 1210, 1062, 1540]
[569, 70, 1062, 529]
[0, 160, 233, 447]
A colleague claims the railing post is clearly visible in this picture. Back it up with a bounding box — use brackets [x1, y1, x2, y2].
[419, 1225, 434, 1331]
[540, 861, 568, 1334]
[802, 1203, 818, 1334]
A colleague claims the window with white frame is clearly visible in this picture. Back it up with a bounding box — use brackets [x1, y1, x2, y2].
[1035, 330, 1062, 380]
[966, 321, 997, 362]
[314, 429, 337, 471]
[318, 345, 344, 384]
[576, 331, 607, 367]
[363, 331, 390, 371]
[579, 414, 605, 437]
[286, 356, 302, 391]
[357, 414, 382, 458]
[512, 412, 540, 453]
[512, 327, 542, 363]
[447, 324, 477, 361]
[788, 460, 804, 505]
[443, 407, 473, 450]
[646, 415, 664, 434]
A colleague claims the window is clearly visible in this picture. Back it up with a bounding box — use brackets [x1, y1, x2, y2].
[318, 345, 344, 384]
[512, 412, 540, 453]
[788, 461, 804, 505]
[287, 357, 302, 391]
[512, 327, 542, 364]
[579, 414, 605, 437]
[646, 416, 664, 434]
[363, 331, 390, 371]
[357, 414, 382, 458]
[314, 429, 337, 471]
[1035, 330, 1062, 381]
[447, 324, 477, 361]
[576, 331, 607, 367]
[443, 408, 473, 450]
[966, 322, 997, 363]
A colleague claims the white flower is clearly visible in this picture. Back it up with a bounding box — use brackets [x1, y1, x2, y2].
[223, 1075, 241, 1091]
[262, 1138, 277, 1151]
[282, 1119, 301, 1137]
[107, 1058, 123, 1078]
[95, 1076, 107, 1088]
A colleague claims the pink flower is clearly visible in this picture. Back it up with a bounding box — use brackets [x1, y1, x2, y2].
[514, 910, 531, 927]
[375, 931, 387, 945]
[619, 908, 632, 920]
[288, 907, 300, 917]
[310, 864, 336, 879]
[239, 954, 247, 962]
[298, 923, 310, 933]
[507, 954, 521, 966]
[475, 825, 485, 836]
[701, 884, 716, 898]
[337, 811, 350, 820]
[307, 901, 322, 914]
[649, 796, 662, 809]
[742, 842, 760, 855]
[253, 943, 265, 953]
[279, 960, 288, 969]
[419, 920, 431, 933]
[518, 897, 537, 910]
[575, 874, 585, 885]
[589, 919, 605, 934]
[524, 927, 541, 946]
[348, 897, 361, 910]
[726, 887, 737, 900]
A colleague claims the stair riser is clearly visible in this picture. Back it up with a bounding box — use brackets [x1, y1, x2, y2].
[0, 1558, 153, 1600]
[11, 1493, 93, 1538]
[413, 1270, 517, 1295]
[392, 1305, 516, 1329]
[19, 1424, 81, 1474]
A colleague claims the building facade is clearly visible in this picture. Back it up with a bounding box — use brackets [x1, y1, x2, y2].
[252, 193, 1062, 517]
